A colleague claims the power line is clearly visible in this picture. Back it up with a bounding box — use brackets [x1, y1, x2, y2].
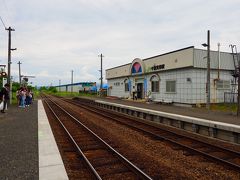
[0, 16, 7, 29]
[1, 0, 11, 24]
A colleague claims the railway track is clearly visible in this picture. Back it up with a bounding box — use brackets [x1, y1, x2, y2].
[43, 94, 152, 180]
[60, 96, 240, 172]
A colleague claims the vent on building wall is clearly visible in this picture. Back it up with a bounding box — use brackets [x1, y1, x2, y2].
[186, 78, 192, 82]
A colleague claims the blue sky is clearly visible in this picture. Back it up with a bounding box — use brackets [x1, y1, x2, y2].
[0, 0, 240, 86]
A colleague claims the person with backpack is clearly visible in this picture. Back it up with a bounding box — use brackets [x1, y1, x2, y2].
[0, 83, 10, 113]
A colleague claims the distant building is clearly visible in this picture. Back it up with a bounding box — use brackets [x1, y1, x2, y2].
[106, 46, 238, 105]
[55, 82, 97, 93]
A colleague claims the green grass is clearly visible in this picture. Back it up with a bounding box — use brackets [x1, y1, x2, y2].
[40, 90, 238, 113]
[46, 91, 97, 98]
[210, 103, 237, 112]
[33, 90, 40, 99]
[11, 92, 18, 105]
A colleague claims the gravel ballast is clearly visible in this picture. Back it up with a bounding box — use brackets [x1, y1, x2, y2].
[51, 98, 240, 179]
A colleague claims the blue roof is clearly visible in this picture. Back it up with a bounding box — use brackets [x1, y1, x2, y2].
[55, 82, 109, 91]
[55, 82, 96, 87]
[102, 84, 109, 89]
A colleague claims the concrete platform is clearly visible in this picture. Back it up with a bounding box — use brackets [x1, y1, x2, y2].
[0, 101, 38, 179]
[81, 97, 240, 144]
[38, 100, 68, 180]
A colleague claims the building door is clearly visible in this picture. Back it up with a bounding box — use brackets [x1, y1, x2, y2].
[137, 83, 143, 99]
[108, 87, 111, 96]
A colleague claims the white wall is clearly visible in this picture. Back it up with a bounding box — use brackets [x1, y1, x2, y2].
[107, 68, 234, 104]
[108, 78, 130, 98]
[106, 47, 235, 104]
[147, 69, 194, 104]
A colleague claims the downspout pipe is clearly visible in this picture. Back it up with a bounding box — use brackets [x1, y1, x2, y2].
[217, 43, 220, 80]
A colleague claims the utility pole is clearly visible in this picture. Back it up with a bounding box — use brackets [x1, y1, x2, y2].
[202, 30, 211, 110]
[217, 43, 220, 80]
[6, 27, 16, 104]
[238, 63, 240, 116]
[207, 30, 211, 110]
[71, 70, 73, 93]
[17, 61, 22, 85]
[98, 54, 104, 90]
[234, 45, 240, 116]
[59, 79, 61, 92]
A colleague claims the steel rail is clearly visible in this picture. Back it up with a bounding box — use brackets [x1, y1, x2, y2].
[63, 97, 240, 171]
[44, 95, 153, 180]
[70, 98, 240, 154]
[44, 98, 102, 180]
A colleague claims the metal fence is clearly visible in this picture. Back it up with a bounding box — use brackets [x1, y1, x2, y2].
[224, 92, 238, 103]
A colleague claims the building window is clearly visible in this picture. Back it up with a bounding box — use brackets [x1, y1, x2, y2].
[150, 75, 160, 92]
[151, 81, 159, 92]
[124, 79, 129, 92]
[216, 80, 230, 89]
[114, 82, 120, 86]
[166, 80, 176, 93]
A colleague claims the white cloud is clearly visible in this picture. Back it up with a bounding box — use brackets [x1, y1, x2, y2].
[0, 0, 240, 86]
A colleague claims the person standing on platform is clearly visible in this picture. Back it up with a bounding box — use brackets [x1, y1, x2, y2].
[25, 89, 31, 107]
[0, 83, 10, 113]
[16, 88, 21, 106]
[132, 86, 136, 100]
[19, 87, 26, 108]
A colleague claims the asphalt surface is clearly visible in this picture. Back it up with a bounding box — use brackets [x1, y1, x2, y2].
[0, 102, 38, 180]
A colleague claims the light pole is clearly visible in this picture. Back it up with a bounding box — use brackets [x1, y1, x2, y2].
[202, 30, 211, 110]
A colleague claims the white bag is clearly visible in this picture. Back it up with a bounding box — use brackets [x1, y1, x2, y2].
[0, 101, 3, 110]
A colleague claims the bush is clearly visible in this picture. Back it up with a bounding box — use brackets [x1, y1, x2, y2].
[48, 86, 57, 93]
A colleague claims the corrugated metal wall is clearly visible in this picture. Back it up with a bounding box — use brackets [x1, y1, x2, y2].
[194, 49, 234, 70]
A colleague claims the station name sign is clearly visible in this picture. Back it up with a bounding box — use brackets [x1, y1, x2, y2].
[151, 64, 165, 71]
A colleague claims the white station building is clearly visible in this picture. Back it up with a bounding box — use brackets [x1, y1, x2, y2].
[106, 46, 237, 106]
